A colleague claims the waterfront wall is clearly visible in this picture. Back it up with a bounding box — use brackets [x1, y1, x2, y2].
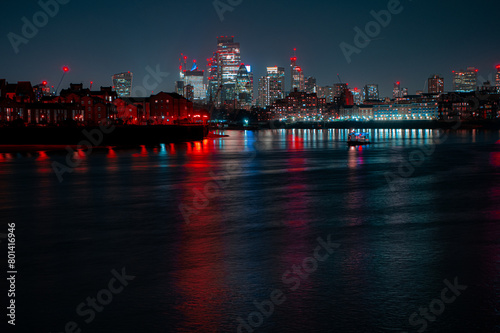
[261, 120, 500, 130]
[0, 125, 206, 145]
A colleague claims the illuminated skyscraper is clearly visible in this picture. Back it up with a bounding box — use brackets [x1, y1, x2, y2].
[268, 67, 285, 105]
[363, 84, 379, 101]
[206, 55, 219, 103]
[183, 61, 205, 101]
[428, 75, 444, 94]
[257, 77, 267, 107]
[206, 36, 242, 105]
[258, 66, 285, 107]
[236, 64, 253, 109]
[112, 72, 133, 97]
[453, 67, 477, 92]
[290, 50, 305, 92]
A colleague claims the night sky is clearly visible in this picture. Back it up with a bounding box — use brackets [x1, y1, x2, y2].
[1, 0, 499, 97]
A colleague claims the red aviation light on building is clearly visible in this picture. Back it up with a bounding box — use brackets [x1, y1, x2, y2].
[183, 56, 187, 60]
[193, 59, 196, 63]
[63, 66, 69, 72]
[452, 71, 455, 73]
[496, 64, 500, 69]
[475, 69, 479, 72]
[396, 81, 400, 85]
[42, 81, 47, 85]
[354, 87, 358, 91]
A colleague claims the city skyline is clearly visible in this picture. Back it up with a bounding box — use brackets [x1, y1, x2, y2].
[3, 49, 499, 103]
[1, 0, 499, 98]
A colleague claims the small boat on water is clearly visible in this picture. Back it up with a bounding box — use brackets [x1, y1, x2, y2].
[347, 131, 371, 145]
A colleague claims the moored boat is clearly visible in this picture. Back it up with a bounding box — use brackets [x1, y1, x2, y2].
[347, 131, 371, 145]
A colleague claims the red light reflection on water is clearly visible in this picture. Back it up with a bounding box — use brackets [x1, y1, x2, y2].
[36, 151, 49, 161]
[346, 146, 365, 226]
[284, 154, 309, 227]
[0, 153, 13, 161]
[0, 154, 12, 177]
[107, 147, 117, 159]
[174, 234, 227, 330]
[287, 133, 304, 150]
[174, 204, 227, 330]
[491, 152, 500, 167]
[106, 148, 120, 174]
[348, 146, 364, 169]
[132, 145, 149, 158]
[279, 149, 314, 325]
[490, 140, 500, 167]
[488, 141, 500, 221]
[35, 151, 53, 174]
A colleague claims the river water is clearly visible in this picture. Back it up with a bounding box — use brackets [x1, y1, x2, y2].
[2, 128, 499, 332]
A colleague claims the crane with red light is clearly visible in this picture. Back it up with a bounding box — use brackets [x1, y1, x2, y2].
[337, 73, 344, 85]
[55, 66, 70, 95]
